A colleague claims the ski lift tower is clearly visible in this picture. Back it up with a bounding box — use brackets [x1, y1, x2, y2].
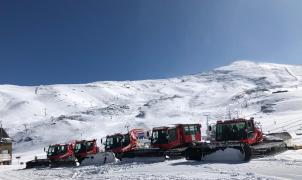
[202, 112, 211, 140]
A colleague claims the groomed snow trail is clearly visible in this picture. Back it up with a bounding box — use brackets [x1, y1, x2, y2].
[1, 150, 302, 180]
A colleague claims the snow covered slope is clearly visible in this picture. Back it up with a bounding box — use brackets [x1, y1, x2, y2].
[1, 60, 302, 179]
[1, 60, 302, 154]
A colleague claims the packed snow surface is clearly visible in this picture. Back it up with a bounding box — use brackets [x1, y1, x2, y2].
[1, 61, 302, 179]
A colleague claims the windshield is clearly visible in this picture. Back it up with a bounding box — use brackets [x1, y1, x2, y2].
[184, 125, 200, 135]
[216, 122, 247, 141]
[86, 141, 94, 151]
[75, 142, 86, 153]
[47, 145, 68, 156]
[105, 135, 123, 150]
[75, 141, 95, 153]
[151, 129, 168, 144]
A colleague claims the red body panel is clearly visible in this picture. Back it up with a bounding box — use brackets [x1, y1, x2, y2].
[240, 127, 263, 145]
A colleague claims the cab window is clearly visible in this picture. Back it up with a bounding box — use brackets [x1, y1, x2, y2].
[167, 128, 177, 141]
[151, 130, 168, 144]
[122, 134, 130, 146]
[184, 125, 200, 135]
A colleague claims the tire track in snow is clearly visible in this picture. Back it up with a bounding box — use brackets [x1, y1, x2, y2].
[0, 169, 39, 180]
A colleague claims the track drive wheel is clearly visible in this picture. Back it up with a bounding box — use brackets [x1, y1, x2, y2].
[243, 144, 252, 162]
[185, 147, 201, 161]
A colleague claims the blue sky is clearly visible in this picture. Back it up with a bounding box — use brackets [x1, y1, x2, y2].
[0, 0, 302, 85]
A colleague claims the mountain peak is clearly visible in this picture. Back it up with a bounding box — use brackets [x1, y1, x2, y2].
[216, 60, 260, 71]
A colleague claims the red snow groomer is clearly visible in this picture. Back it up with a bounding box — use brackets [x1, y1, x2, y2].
[26, 139, 114, 168]
[185, 117, 289, 161]
[103, 129, 165, 161]
[74, 139, 115, 166]
[103, 124, 202, 161]
[74, 139, 99, 163]
[151, 124, 201, 158]
[46, 142, 78, 167]
[26, 142, 78, 168]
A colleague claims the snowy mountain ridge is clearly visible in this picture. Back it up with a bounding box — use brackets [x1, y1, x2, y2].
[1, 60, 302, 154]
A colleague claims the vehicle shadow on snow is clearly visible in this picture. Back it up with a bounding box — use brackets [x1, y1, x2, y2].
[116, 160, 165, 165]
[170, 160, 248, 166]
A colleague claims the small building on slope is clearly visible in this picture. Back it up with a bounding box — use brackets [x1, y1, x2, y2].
[0, 127, 12, 165]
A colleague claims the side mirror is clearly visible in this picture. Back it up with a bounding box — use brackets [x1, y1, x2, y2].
[44, 147, 46, 152]
[208, 126, 212, 132]
[100, 137, 106, 145]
